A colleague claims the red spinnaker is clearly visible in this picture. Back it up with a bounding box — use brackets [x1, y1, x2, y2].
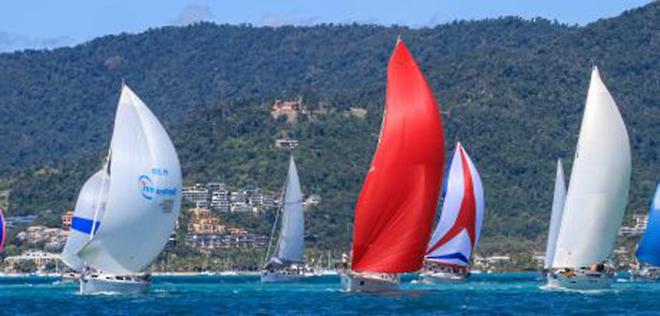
[351, 39, 445, 273]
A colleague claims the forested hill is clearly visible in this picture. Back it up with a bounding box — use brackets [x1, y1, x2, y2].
[1, 3, 658, 253]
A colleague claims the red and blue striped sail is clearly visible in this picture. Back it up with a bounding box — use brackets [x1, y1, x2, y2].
[635, 183, 660, 266]
[425, 143, 484, 267]
[0, 207, 5, 252]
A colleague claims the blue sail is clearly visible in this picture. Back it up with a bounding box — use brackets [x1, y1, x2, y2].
[636, 183, 660, 266]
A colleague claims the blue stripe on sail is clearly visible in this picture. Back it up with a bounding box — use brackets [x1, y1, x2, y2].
[71, 216, 101, 235]
[636, 184, 660, 266]
[427, 252, 469, 263]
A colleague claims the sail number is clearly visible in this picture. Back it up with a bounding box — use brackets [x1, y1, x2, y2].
[151, 168, 169, 176]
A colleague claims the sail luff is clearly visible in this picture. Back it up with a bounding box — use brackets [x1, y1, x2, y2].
[544, 159, 566, 269]
[635, 184, 660, 266]
[552, 67, 631, 268]
[351, 39, 445, 273]
[274, 156, 305, 263]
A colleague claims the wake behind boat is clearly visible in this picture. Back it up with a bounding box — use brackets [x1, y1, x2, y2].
[546, 66, 631, 290]
[261, 156, 307, 283]
[420, 143, 485, 284]
[60, 84, 182, 294]
[341, 38, 445, 292]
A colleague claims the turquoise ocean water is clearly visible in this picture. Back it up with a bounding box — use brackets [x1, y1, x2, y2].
[0, 273, 658, 315]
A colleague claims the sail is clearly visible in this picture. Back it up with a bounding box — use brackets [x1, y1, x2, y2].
[79, 84, 182, 274]
[0, 207, 5, 252]
[552, 67, 631, 268]
[425, 143, 484, 267]
[60, 169, 109, 271]
[636, 184, 660, 266]
[351, 39, 445, 273]
[544, 159, 566, 269]
[273, 156, 305, 263]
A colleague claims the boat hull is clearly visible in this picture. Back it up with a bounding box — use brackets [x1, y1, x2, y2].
[260, 270, 305, 283]
[547, 270, 613, 290]
[419, 271, 468, 284]
[340, 272, 399, 292]
[80, 274, 149, 295]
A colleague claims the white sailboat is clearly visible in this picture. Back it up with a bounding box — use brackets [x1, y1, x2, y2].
[543, 159, 566, 274]
[61, 84, 182, 294]
[261, 156, 306, 283]
[547, 66, 631, 290]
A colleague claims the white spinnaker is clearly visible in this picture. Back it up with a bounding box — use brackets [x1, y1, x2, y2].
[274, 156, 305, 263]
[552, 67, 631, 268]
[425, 143, 484, 266]
[544, 159, 566, 270]
[61, 169, 109, 271]
[79, 85, 182, 274]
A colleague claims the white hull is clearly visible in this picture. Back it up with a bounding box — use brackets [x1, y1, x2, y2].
[547, 270, 613, 290]
[260, 270, 305, 283]
[419, 271, 468, 284]
[340, 272, 399, 292]
[80, 274, 149, 295]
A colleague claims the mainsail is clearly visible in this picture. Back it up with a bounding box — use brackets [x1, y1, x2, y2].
[271, 156, 305, 264]
[544, 159, 566, 270]
[635, 184, 660, 266]
[61, 169, 109, 271]
[73, 84, 182, 274]
[351, 39, 445, 273]
[552, 67, 631, 268]
[425, 143, 484, 267]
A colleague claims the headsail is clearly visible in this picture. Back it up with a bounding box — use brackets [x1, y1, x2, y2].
[552, 67, 631, 268]
[351, 39, 445, 273]
[78, 84, 182, 274]
[61, 169, 109, 271]
[0, 207, 5, 253]
[636, 184, 660, 266]
[425, 143, 484, 267]
[272, 156, 305, 264]
[544, 159, 566, 270]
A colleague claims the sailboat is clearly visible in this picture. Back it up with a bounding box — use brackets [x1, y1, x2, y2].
[0, 207, 5, 252]
[61, 83, 182, 294]
[340, 38, 445, 292]
[419, 143, 484, 283]
[261, 156, 306, 283]
[547, 66, 631, 290]
[543, 159, 566, 275]
[632, 184, 660, 280]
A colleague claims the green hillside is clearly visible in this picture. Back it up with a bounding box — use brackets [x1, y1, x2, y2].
[1, 3, 658, 256]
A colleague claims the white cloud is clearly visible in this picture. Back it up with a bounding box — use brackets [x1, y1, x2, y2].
[0, 31, 74, 53]
[172, 4, 214, 26]
[258, 14, 320, 27]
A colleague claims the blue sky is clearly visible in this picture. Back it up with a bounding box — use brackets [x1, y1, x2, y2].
[0, 0, 652, 52]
